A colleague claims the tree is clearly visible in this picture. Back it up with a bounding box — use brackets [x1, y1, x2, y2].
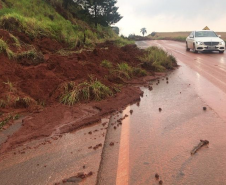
[85, 0, 122, 27]
[140, 28, 147, 37]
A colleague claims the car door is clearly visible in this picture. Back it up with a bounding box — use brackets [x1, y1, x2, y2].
[187, 32, 194, 48]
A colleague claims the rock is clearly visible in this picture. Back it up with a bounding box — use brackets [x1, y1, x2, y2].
[155, 173, 159, 179]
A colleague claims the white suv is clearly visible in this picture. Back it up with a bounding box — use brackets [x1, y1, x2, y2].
[186, 30, 225, 53]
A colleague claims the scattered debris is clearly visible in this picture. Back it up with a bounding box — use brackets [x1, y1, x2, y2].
[60, 171, 93, 183]
[203, 107, 207, 111]
[93, 143, 102, 150]
[166, 81, 169, 84]
[130, 110, 133, 114]
[191, 140, 209, 155]
[110, 142, 114, 146]
[148, 86, 153, 91]
[88, 131, 92, 135]
[159, 180, 163, 184]
[159, 108, 162, 112]
[155, 173, 160, 179]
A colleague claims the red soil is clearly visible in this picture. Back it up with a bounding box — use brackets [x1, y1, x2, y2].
[0, 29, 165, 154]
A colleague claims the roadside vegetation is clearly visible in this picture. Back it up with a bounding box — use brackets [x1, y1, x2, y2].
[59, 79, 113, 106]
[0, 80, 37, 109]
[0, 113, 20, 130]
[140, 46, 177, 72]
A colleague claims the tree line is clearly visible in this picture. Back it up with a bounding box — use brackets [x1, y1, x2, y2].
[62, 0, 122, 27]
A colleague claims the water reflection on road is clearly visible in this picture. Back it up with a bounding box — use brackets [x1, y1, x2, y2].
[126, 62, 226, 185]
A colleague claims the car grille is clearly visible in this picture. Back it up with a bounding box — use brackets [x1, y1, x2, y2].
[204, 42, 219, 46]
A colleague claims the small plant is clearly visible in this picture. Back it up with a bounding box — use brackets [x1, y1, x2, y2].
[0, 38, 15, 59]
[115, 62, 133, 80]
[38, 100, 46, 107]
[133, 67, 147, 77]
[9, 33, 21, 48]
[0, 99, 6, 108]
[0, 113, 20, 130]
[3, 80, 15, 92]
[101, 60, 113, 68]
[60, 79, 113, 105]
[16, 96, 36, 108]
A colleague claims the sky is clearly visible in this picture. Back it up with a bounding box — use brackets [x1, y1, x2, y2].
[115, 0, 226, 36]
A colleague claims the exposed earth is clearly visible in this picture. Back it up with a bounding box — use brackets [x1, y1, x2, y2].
[0, 29, 172, 154]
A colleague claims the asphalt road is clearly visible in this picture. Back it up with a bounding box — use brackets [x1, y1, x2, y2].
[1, 40, 226, 185]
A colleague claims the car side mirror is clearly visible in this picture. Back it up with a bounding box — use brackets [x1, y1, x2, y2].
[218, 35, 221, 38]
[190, 35, 194, 38]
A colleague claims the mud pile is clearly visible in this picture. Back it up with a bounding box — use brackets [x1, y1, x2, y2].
[0, 28, 157, 153]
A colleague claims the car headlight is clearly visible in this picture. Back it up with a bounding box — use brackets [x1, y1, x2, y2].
[196, 41, 203, 45]
[219, 41, 225, 45]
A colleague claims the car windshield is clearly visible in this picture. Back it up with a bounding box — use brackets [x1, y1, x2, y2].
[195, 31, 218, 37]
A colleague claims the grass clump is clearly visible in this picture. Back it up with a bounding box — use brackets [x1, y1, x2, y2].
[132, 67, 147, 77]
[140, 46, 177, 72]
[114, 63, 133, 80]
[0, 99, 6, 108]
[60, 79, 113, 106]
[101, 60, 113, 68]
[0, 38, 15, 59]
[9, 33, 21, 48]
[114, 37, 134, 47]
[0, 113, 20, 130]
[3, 80, 15, 92]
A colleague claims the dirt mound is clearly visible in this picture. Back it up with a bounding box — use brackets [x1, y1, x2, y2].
[0, 29, 167, 154]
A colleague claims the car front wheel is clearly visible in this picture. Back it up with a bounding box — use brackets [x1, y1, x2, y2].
[193, 43, 198, 53]
[186, 43, 190, 51]
[219, 51, 224, 54]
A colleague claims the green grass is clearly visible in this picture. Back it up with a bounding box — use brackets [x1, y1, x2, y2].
[140, 46, 177, 72]
[114, 63, 133, 80]
[60, 79, 113, 105]
[0, 0, 123, 48]
[132, 67, 147, 77]
[0, 38, 15, 59]
[9, 33, 21, 48]
[110, 63, 147, 81]
[0, 113, 20, 130]
[114, 37, 134, 47]
[17, 49, 43, 62]
[101, 60, 113, 68]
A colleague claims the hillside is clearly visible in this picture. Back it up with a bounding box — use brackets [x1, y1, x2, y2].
[0, 0, 177, 152]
